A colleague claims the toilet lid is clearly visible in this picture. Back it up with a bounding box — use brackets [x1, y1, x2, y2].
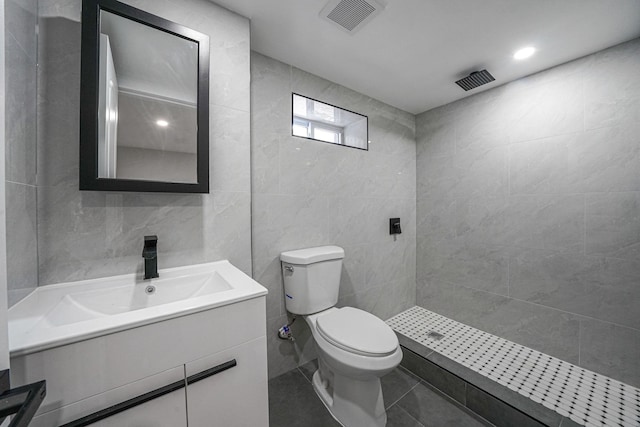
[316, 307, 398, 357]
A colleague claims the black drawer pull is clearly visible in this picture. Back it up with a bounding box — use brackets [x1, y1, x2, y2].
[63, 359, 237, 427]
[187, 359, 236, 385]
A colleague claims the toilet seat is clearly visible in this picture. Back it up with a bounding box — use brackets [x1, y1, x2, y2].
[316, 307, 398, 357]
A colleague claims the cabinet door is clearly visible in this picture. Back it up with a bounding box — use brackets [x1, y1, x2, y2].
[186, 336, 268, 427]
[91, 388, 187, 427]
[90, 387, 187, 427]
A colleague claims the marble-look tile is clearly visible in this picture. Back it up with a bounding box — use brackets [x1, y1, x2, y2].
[252, 194, 329, 260]
[416, 104, 456, 158]
[454, 145, 508, 199]
[37, 16, 82, 187]
[579, 319, 640, 388]
[505, 194, 585, 254]
[266, 314, 316, 379]
[417, 239, 508, 296]
[509, 250, 640, 330]
[455, 93, 509, 151]
[250, 52, 289, 194]
[380, 367, 420, 409]
[506, 75, 584, 144]
[368, 111, 416, 158]
[210, 106, 250, 192]
[416, 153, 458, 203]
[416, 196, 456, 243]
[327, 197, 379, 247]
[5, 33, 37, 186]
[573, 123, 640, 192]
[508, 133, 580, 195]
[268, 369, 339, 427]
[418, 281, 581, 364]
[365, 239, 415, 289]
[585, 191, 640, 261]
[465, 384, 545, 427]
[338, 244, 367, 298]
[584, 39, 640, 130]
[396, 381, 489, 427]
[338, 274, 415, 322]
[6, 182, 38, 292]
[291, 67, 369, 117]
[252, 255, 285, 320]
[7, 0, 38, 61]
[204, 191, 252, 275]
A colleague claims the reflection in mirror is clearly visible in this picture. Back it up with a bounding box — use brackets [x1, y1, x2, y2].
[98, 10, 198, 183]
[80, 0, 209, 193]
[292, 93, 368, 150]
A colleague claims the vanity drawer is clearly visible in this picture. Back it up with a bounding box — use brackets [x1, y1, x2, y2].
[29, 365, 186, 427]
[11, 296, 266, 417]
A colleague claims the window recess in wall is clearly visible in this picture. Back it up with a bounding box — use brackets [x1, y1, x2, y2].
[292, 93, 368, 150]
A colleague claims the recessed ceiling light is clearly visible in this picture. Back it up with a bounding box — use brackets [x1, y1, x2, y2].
[156, 119, 169, 127]
[514, 46, 536, 60]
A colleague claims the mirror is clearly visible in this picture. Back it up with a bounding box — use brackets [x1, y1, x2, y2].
[80, 0, 210, 193]
[292, 93, 368, 150]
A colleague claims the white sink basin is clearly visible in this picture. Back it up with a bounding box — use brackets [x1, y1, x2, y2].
[9, 260, 267, 356]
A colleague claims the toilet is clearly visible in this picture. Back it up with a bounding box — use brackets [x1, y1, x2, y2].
[280, 246, 402, 427]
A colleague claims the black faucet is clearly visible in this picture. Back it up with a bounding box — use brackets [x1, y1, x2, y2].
[142, 235, 159, 279]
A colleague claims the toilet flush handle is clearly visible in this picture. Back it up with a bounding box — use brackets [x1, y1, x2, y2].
[284, 265, 294, 273]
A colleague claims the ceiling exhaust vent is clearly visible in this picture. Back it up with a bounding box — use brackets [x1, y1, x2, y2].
[455, 70, 495, 91]
[320, 0, 385, 34]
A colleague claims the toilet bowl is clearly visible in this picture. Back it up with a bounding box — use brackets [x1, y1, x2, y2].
[305, 307, 402, 427]
[280, 246, 402, 427]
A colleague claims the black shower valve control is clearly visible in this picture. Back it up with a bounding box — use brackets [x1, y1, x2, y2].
[390, 218, 402, 235]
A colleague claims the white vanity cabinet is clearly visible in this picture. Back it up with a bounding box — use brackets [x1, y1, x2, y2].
[89, 387, 188, 427]
[186, 336, 268, 426]
[11, 295, 268, 427]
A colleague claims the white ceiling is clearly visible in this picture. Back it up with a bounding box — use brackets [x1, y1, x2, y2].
[212, 0, 640, 114]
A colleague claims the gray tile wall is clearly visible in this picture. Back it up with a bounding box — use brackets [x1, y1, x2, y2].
[251, 52, 417, 378]
[416, 38, 640, 388]
[5, 0, 38, 306]
[35, 0, 251, 285]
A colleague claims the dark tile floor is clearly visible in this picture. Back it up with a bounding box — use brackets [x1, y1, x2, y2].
[269, 360, 494, 427]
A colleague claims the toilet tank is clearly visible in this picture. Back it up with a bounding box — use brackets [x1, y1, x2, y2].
[280, 246, 344, 315]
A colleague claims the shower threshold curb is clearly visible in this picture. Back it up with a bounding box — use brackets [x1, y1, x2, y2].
[388, 307, 640, 427]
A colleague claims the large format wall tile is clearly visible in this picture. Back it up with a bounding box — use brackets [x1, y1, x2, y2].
[6, 182, 37, 293]
[417, 281, 581, 364]
[36, 0, 252, 285]
[584, 39, 640, 130]
[6, 0, 39, 306]
[252, 52, 416, 378]
[5, 31, 37, 186]
[416, 38, 640, 383]
[579, 319, 640, 388]
[585, 191, 640, 261]
[509, 250, 640, 330]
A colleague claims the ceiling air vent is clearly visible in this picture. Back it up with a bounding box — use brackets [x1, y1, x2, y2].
[320, 0, 384, 34]
[455, 70, 495, 91]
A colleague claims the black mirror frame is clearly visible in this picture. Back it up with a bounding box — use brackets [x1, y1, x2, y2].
[79, 0, 210, 193]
